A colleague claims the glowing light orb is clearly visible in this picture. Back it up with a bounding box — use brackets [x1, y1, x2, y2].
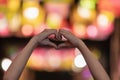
[1, 58, 12, 71]
[74, 54, 86, 68]
[23, 7, 39, 19]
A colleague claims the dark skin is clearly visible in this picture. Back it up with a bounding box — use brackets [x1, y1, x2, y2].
[3, 29, 110, 80]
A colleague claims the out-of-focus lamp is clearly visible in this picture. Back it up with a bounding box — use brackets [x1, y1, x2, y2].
[22, 0, 45, 26]
[96, 11, 114, 39]
[72, 23, 87, 38]
[44, 0, 73, 4]
[8, 13, 21, 33]
[71, 0, 97, 24]
[0, 13, 10, 37]
[72, 48, 86, 72]
[98, 0, 120, 17]
[77, 7, 96, 23]
[0, 0, 7, 13]
[97, 11, 114, 30]
[98, 0, 113, 12]
[21, 24, 34, 37]
[77, 0, 97, 23]
[1, 58, 12, 71]
[46, 13, 62, 29]
[44, 0, 72, 29]
[86, 25, 98, 39]
[110, 0, 120, 17]
[74, 54, 86, 68]
[6, 0, 21, 34]
[7, 0, 21, 12]
[27, 48, 75, 71]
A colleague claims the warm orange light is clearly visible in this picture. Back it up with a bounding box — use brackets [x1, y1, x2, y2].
[72, 23, 86, 38]
[21, 24, 33, 37]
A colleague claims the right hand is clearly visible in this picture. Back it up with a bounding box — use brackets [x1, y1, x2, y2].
[58, 29, 81, 48]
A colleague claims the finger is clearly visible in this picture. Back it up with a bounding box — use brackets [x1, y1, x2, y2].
[40, 39, 57, 48]
[47, 41, 57, 48]
[58, 42, 74, 48]
[59, 29, 80, 47]
[56, 31, 62, 40]
[59, 29, 73, 40]
[36, 29, 57, 41]
[41, 29, 57, 38]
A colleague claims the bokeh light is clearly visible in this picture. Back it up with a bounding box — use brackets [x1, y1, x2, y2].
[0, 13, 10, 37]
[72, 24, 86, 38]
[21, 24, 34, 37]
[74, 48, 87, 68]
[1, 58, 12, 71]
[23, 7, 39, 20]
[80, 0, 97, 9]
[77, 7, 91, 19]
[74, 54, 87, 68]
[46, 13, 62, 29]
[97, 14, 109, 27]
[87, 25, 98, 39]
[8, 14, 21, 33]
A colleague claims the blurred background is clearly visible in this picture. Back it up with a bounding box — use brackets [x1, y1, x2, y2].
[0, 0, 120, 80]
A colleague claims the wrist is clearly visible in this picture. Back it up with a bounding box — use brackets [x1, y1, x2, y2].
[77, 40, 86, 49]
[29, 37, 39, 48]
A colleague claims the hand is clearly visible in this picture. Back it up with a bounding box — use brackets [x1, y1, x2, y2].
[33, 29, 58, 48]
[58, 29, 80, 48]
[33, 29, 77, 49]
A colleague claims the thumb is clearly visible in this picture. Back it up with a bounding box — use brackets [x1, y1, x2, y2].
[40, 39, 57, 48]
[58, 42, 74, 49]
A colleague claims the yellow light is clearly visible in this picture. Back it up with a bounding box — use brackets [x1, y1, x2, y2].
[44, 0, 73, 4]
[97, 11, 115, 30]
[22, 0, 45, 26]
[77, 7, 91, 19]
[80, 0, 97, 9]
[27, 50, 45, 70]
[7, 0, 21, 12]
[8, 14, 21, 32]
[46, 13, 62, 29]
[73, 6, 97, 23]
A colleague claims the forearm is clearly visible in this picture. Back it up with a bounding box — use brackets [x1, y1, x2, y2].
[77, 40, 110, 80]
[3, 37, 38, 80]
[3, 29, 57, 80]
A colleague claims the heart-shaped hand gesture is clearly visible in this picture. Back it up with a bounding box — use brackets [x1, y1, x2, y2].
[33, 29, 81, 49]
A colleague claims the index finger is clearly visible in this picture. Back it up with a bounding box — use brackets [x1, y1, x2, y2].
[35, 29, 57, 41]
